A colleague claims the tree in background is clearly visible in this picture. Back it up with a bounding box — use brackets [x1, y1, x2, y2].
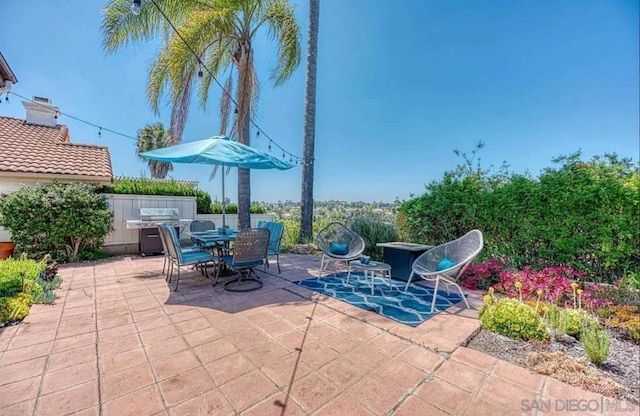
[102, 0, 301, 229]
[299, 0, 319, 242]
[135, 122, 174, 178]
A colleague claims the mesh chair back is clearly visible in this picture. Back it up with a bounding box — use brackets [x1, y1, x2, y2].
[257, 221, 284, 254]
[413, 230, 484, 279]
[157, 223, 170, 255]
[190, 220, 215, 232]
[233, 228, 270, 266]
[315, 222, 365, 258]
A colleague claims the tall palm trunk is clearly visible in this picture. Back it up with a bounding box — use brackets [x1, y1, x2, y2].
[299, 0, 320, 242]
[236, 41, 254, 229]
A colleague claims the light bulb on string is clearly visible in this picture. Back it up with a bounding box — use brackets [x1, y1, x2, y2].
[98, 127, 102, 138]
[268, 141, 272, 151]
[256, 130, 260, 139]
[131, 0, 142, 15]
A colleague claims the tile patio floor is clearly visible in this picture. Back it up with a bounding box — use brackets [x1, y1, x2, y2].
[0, 254, 632, 416]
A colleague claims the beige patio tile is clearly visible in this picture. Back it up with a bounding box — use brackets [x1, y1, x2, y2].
[492, 359, 545, 393]
[98, 333, 141, 358]
[299, 340, 341, 369]
[315, 393, 375, 416]
[318, 356, 371, 390]
[41, 361, 97, 395]
[288, 372, 340, 413]
[259, 351, 313, 388]
[450, 346, 498, 372]
[242, 340, 290, 367]
[205, 352, 257, 386]
[273, 329, 315, 351]
[174, 317, 210, 335]
[244, 310, 279, 326]
[96, 314, 134, 331]
[259, 319, 297, 338]
[414, 378, 473, 415]
[0, 376, 41, 409]
[394, 395, 450, 416]
[348, 374, 405, 415]
[134, 315, 172, 333]
[51, 332, 96, 355]
[102, 384, 165, 416]
[374, 357, 426, 391]
[462, 398, 524, 416]
[56, 322, 97, 340]
[343, 343, 390, 370]
[158, 366, 215, 407]
[138, 325, 180, 346]
[98, 322, 138, 342]
[219, 369, 278, 412]
[0, 356, 47, 386]
[543, 376, 603, 401]
[479, 375, 540, 410]
[0, 399, 35, 416]
[396, 344, 444, 373]
[100, 363, 156, 402]
[99, 347, 148, 375]
[227, 327, 270, 350]
[0, 340, 52, 366]
[143, 335, 189, 362]
[151, 349, 200, 381]
[35, 379, 99, 416]
[435, 359, 486, 394]
[417, 332, 460, 353]
[131, 307, 167, 322]
[182, 326, 223, 347]
[8, 329, 57, 349]
[192, 339, 238, 365]
[168, 388, 234, 416]
[243, 392, 306, 416]
[319, 330, 365, 353]
[368, 331, 410, 356]
[58, 313, 95, 328]
[169, 308, 203, 323]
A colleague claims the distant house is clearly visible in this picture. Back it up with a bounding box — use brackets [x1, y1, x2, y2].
[0, 98, 113, 241]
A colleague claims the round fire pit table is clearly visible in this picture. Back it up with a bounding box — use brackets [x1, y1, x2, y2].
[347, 260, 392, 295]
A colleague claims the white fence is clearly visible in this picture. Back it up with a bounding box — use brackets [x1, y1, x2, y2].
[102, 194, 197, 247]
[195, 214, 275, 229]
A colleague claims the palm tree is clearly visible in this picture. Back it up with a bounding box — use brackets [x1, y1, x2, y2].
[102, 0, 301, 228]
[136, 122, 174, 178]
[299, 0, 319, 242]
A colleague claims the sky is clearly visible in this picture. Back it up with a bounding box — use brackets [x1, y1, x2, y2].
[1, 0, 638, 203]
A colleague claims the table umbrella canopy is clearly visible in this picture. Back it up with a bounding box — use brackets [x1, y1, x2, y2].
[140, 136, 293, 227]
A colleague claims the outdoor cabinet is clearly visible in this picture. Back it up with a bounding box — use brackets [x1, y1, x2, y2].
[377, 242, 433, 281]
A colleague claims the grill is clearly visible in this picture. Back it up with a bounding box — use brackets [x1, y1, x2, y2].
[126, 208, 191, 256]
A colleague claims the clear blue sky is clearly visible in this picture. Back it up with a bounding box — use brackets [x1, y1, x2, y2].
[1, 0, 638, 203]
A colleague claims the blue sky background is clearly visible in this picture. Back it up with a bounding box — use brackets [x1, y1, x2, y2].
[1, 0, 638, 203]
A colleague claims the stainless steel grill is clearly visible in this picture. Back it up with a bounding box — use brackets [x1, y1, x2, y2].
[139, 208, 180, 222]
[128, 208, 189, 256]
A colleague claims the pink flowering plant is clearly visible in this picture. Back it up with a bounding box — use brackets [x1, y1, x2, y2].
[492, 266, 613, 309]
[461, 257, 507, 290]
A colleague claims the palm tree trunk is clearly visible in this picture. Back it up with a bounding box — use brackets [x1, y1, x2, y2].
[299, 0, 320, 243]
[236, 43, 253, 230]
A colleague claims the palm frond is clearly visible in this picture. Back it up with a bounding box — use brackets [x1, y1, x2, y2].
[263, 0, 301, 85]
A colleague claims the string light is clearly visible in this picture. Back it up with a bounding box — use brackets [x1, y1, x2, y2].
[268, 141, 272, 151]
[98, 127, 102, 138]
[131, 0, 142, 15]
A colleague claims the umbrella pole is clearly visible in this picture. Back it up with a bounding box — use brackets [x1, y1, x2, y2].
[221, 163, 226, 229]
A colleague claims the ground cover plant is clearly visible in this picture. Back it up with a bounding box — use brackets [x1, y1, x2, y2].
[0, 183, 114, 262]
[0, 256, 60, 325]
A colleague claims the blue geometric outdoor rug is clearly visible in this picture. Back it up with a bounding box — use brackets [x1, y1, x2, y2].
[294, 272, 464, 327]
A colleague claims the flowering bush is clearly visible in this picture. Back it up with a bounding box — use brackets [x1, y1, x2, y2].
[461, 257, 507, 290]
[479, 289, 548, 340]
[492, 266, 612, 309]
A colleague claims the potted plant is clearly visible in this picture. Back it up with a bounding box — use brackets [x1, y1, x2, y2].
[0, 241, 16, 259]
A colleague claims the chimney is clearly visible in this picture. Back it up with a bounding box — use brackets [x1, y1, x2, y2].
[22, 96, 60, 127]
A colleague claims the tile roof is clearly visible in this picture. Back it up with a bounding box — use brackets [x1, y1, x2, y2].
[0, 116, 113, 179]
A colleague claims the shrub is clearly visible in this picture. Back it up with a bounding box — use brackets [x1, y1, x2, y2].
[0, 258, 46, 297]
[98, 177, 213, 214]
[210, 202, 267, 215]
[479, 292, 548, 340]
[349, 216, 398, 261]
[580, 321, 610, 365]
[397, 150, 640, 283]
[546, 306, 597, 338]
[0, 293, 32, 323]
[0, 183, 114, 261]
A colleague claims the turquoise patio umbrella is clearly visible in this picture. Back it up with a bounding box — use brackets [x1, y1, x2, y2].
[141, 136, 293, 227]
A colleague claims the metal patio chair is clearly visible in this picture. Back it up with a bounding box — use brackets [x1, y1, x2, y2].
[258, 221, 285, 273]
[215, 228, 270, 292]
[315, 222, 365, 275]
[404, 229, 484, 312]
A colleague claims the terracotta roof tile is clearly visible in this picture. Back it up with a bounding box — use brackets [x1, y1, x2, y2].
[0, 116, 112, 179]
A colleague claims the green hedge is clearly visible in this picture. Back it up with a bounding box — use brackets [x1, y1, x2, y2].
[210, 202, 267, 214]
[0, 183, 114, 262]
[97, 177, 213, 214]
[397, 151, 640, 283]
